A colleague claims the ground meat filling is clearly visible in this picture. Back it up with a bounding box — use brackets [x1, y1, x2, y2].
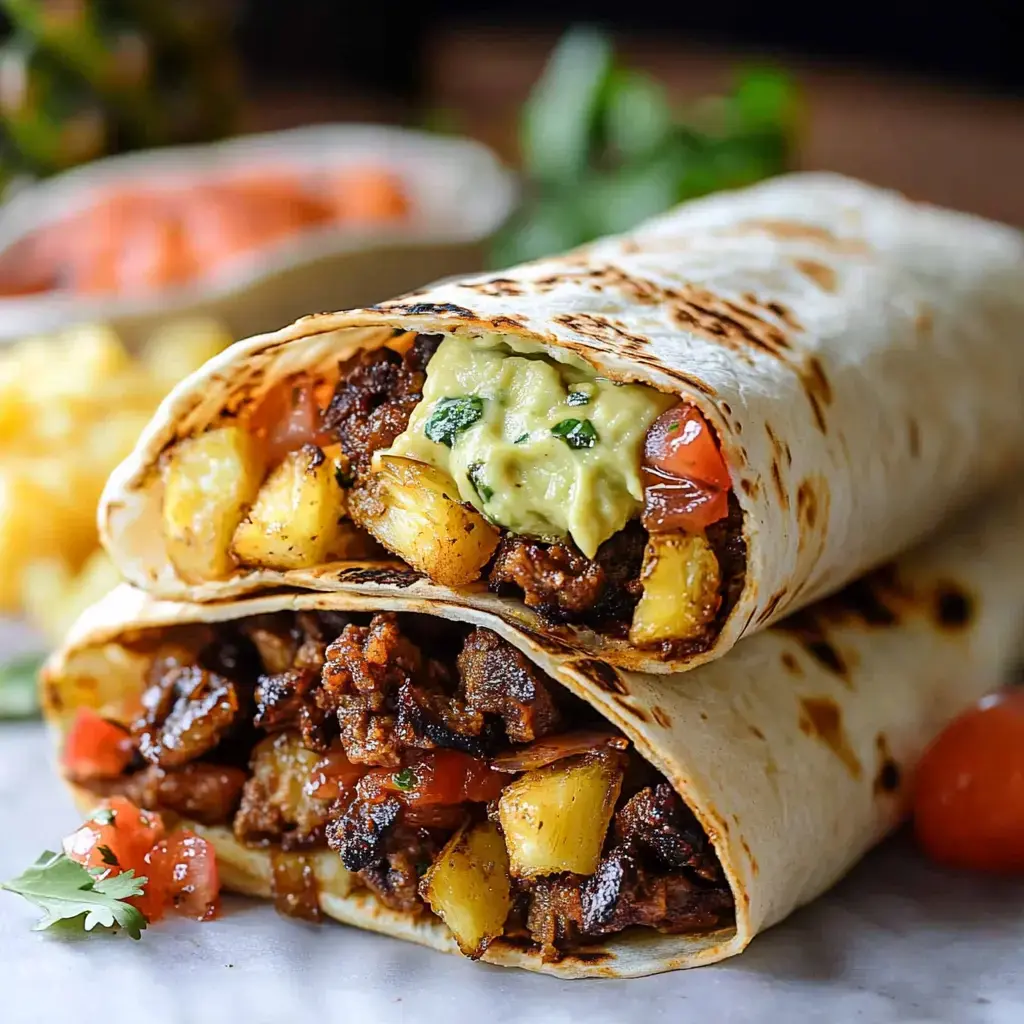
[323, 333, 441, 478]
[85, 610, 734, 954]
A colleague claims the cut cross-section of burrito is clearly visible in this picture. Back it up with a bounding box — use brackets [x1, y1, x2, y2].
[99, 172, 1024, 672]
[46, 485, 1024, 978]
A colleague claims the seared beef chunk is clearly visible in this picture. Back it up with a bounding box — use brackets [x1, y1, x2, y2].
[326, 795, 402, 871]
[457, 628, 562, 742]
[132, 658, 243, 767]
[323, 334, 441, 477]
[488, 521, 646, 631]
[613, 783, 720, 880]
[704, 492, 747, 645]
[255, 669, 333, 752]
[357, 825, 448, 914]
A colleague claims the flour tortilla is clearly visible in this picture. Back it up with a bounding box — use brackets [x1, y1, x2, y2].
[49, 486, 1024, 978]
[98, 171, 1024, 675]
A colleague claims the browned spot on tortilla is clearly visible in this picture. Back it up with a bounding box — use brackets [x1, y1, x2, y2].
[740, 478, 759, 499]
[907, 418, 921, 458]
[333, 565, 424, 588]
[519, 628, 581, 657]
[873, 733, 902, 796]
[663, 371, 717, 398]
[487, 316, 524, 331]
[799, 356, 832, 433]
[796, 478, 820, 531]
[672, 286, 792, 356]
[553, 312, 649, 349]
[43, 679, 64, 712]
[467, 277, 526, 298]
[739, 837, 759, 875]
[732, 219, 869, 253]
[770, 460, 789, 511]
[370, 300, 479, 319]
[616, 700, 650, 724]
[748, 725, 766, 740]
[756, 588, 787, 626]
[780, 651, 802, 675]
[777, 612, 849, 681]
[792, 257, 838, 292]
[933, 583, 973, 629]
[573, 659, 629, 696]
[700, 711, 709, 721]
[915, 305, 934, 339]
[765, 423, 784, 459]
[799, 697, 862, 778]
[652, 706, 672, 729]
[720, 401, 732, 416]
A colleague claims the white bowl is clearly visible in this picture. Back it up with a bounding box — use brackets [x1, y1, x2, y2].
[0, 124, 518, 346]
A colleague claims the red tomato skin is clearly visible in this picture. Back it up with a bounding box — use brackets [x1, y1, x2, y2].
[61, 709, 135, 781]
[356, 751, 507, 808]
[914, 690, 1024, 874]
[145, 829, 221, 921]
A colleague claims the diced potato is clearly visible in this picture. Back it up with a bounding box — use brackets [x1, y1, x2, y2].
[348, 455, 499, 587]
[162, 426, 264, 583]
[244, 732, 326, 837]
[21, 550, 122, 645]
[629, 532, 722, 646]
[420, 821, 512, 958]
[230, 445, 351, 571]
[498, 752, 624, 878]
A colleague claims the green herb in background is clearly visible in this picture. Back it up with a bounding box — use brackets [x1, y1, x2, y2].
[0, 652, 45, 719]
[491, 26, 799, 268]
[1, 851, 148, 938]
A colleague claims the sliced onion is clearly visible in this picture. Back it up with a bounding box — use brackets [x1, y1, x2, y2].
[490, 730, 629, 773]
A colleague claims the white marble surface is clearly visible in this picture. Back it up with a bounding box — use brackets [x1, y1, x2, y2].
[2, 633, 1023, 1022]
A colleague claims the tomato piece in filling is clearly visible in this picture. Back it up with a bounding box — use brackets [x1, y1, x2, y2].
[642, 403, 730, 533]
[357, 750, 508, 807]
[61, 708, 135, 781]
[247, 377, 336, 467]
[145, 829, 221, 921]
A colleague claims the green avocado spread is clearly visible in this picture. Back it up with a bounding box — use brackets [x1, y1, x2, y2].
[382, 334, 675, 558]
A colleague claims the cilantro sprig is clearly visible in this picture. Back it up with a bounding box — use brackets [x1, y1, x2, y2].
[424, 396, 484, 448]
[0, 652, 45, 719]
[1, 851, 148, 939]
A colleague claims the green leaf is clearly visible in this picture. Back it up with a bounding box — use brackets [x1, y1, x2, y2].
[520, 26, 614, 183]
[566, 387, 592, 406]
[731, 67, 798, 132]
[602, 69, 673, 161]
[466, 463, 494, 503]
[392, 768, 417, 791]
[0, 652, 45, 719]
[423, 397, 484, 448]
[1, 851, 148, 940]
[551, 418, 599, 449]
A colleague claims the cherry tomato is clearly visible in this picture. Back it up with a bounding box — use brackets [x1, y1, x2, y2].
[61, 708, 135, 781]
[914, 689, 1024, 874]
[145, 829, 221, 921]
[642, 404, 731, 532]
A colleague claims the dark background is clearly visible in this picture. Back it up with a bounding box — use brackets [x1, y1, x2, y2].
[238, 1, 1022, 98]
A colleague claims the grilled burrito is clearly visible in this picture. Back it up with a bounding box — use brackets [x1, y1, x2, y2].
[46, 485, 1024, 977]
[99, 172, 1024, 672]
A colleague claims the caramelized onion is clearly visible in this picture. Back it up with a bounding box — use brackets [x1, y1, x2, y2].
[490, 730, 629, 773]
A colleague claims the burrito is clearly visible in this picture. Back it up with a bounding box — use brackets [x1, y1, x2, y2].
[45, 486, 1024, 977]
[99, 172, 1024, 673]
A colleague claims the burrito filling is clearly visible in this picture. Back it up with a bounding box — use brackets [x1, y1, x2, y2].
[159, 333, 744, 652]
[60, 609, 734, 959]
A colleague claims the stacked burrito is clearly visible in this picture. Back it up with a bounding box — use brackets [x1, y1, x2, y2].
[43, 172, 1024, 976]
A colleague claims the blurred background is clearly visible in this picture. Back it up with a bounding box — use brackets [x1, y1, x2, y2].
[0, 0, 1020, 712]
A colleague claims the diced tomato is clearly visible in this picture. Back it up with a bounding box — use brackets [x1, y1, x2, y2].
[642, 404, 730, 533]
[306, 748, 366, 802]
[145, 829, 221, 921]
[247, 377, 335, 467]
[63, 797, 167, 918]
[61, 708, 135, 781]
[914, 690, 1024, 874]
[357, 750, 508, 808]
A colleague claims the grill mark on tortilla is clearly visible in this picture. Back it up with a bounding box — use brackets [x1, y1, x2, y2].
[573, 659, 629, 696]
[796, 477, 822, 531]
[757, 588, 788, 626]
[873, 733, 902, 796]
[770, 460, 789, 511]
[777, 612, 849, 681]
[466, 277, 527, 297]
[740, 478, 759, 499]
[730, 218, 870, 253]
[651, 706, 672, 729]
[553, 312, 650, 349]
[740, 837, 759, 876]
[908, 418, 922, 458]
[799, 697, 862, 778]
[799, 356, 833, 433]
[792, 257, 838, 292]
[333, 566, 424, 588]
[780, 651, 802, 675]
[370, 301, 480, 318]
[671, 288, 791, 356]
[748, 724, 766, 740]
[915, 305, 934, 339]
[933, 583, 973, 629]
[615, 699, 650, 723]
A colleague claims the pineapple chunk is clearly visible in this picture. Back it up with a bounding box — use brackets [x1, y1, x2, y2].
[498, 752, 624, 878]
[230, 445, 354, 571]
[162, 426, 264, 583]
[348, 455, 499, 587]
[239, 732, 328, 839]
[420, 821, 512, 958]
[629, 532, 722, 646]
